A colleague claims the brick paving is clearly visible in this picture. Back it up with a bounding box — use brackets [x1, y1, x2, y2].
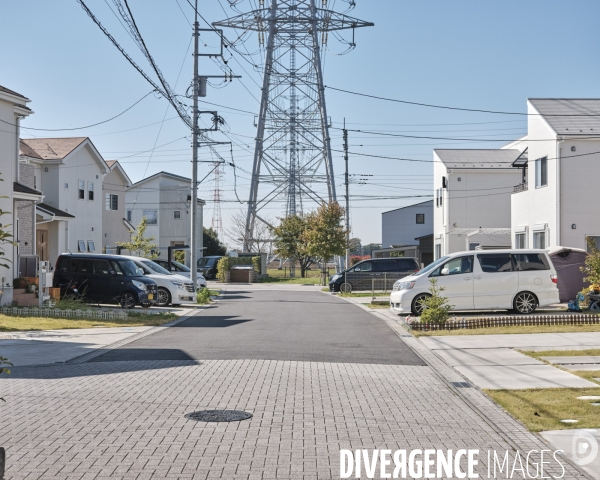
[0, 288, 590, 479]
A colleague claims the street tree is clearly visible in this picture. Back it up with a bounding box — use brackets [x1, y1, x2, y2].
[304, 202, 348, 283]
[271, 215, 313, 278]
[203, 227, 227, 256]
[225, 210, 272, 253]
[117, 217, 159, 259]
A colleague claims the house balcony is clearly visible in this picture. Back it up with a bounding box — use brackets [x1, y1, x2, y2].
[513, 182, 528, 193]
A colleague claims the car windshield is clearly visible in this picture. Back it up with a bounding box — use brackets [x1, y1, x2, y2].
[198, 257, 216, 267]
[141, 260, 172, 275]
[172, 261, 190, 272]
[110, 259, 143, 277]
[417, 256, 450, 275]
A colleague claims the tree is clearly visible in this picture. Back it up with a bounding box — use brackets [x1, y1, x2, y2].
[225, 210, 272, 253]
[420, 278, 453, 324]
[203, 227, 227, 256]
[271, 215, 313, 278]
[117, 217, 159, 259]
[581, 237, 600, 285]
[304, 202, 348, 283]
[348, 237, 362, 255]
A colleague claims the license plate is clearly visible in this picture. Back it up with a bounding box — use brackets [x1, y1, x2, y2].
[148, 294, 154, 300]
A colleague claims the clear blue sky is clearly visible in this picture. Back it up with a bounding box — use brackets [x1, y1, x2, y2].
[2, 0, 599, 246]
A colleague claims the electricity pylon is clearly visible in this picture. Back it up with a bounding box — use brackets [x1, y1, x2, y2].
[214, 0, 372, 251]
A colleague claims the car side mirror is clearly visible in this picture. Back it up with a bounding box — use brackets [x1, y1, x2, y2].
[110, 270, 117, 277]
[441, 268, 450, 276]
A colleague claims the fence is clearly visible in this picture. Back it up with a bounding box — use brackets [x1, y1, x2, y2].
[409, 314, 600, 331]
[0, 306, 129, 320]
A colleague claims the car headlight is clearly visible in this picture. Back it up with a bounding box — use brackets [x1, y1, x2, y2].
[330, 274, 342, 282]
[170, 281, 185, 289]
[132, 280, 147, 291]
[393, 281, 416, 291]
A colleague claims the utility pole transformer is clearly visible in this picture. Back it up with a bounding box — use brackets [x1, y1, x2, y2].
[214, 0, 372, 252]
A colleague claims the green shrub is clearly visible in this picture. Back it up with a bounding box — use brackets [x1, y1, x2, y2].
[420, 278, 453, 324]
[54, 295, 91, 310]
[197, 288, 211, 305]
[13, 277, 28, 289]
[216, 256, 231, 282]
[251, 256, 261, 273]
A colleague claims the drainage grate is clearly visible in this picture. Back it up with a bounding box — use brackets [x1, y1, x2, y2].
[185, 410, 252, 422]
[451, 381, 472, 388]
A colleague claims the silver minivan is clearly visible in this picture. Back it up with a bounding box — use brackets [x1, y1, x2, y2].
[390, 249, 560, 315]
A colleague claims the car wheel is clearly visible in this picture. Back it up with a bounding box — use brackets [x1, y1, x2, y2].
[156, 287, 171, 307]
[120, 292, 137, 309]
[513, 291, 538, 314]
[411, 293, 431, 316]
[339, 282, 352, 293]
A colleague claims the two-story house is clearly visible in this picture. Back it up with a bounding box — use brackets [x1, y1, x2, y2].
[19, 137, 109, 266]
[511, 99, 600, 251]
[102, 160, 133, 253]
[0, 85, 39, 304]
[125, 171, 204, 262]
[433, 149, 523, 258]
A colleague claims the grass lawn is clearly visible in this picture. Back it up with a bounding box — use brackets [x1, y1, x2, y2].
[0, 312, 178, 332]
[258, 276, 322, 285]
[411, 323, 600, 337]
[485, 387, 600, 432]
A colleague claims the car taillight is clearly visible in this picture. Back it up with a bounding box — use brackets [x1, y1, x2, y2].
[551, 275, 558, 285]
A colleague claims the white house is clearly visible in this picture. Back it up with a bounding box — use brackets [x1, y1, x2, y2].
[102, 160, 133, 253]
[433, 149, 523, 258]
[20, 137, 109, 266]
[511, 99, 600, 252]
[0, 85, 37, 304]
[125, 172, 204, 262]
[382, 200, 433, 248]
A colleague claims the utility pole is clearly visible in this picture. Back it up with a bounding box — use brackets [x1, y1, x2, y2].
[343, 119, 350, 270]
[190, 0, 200, 288]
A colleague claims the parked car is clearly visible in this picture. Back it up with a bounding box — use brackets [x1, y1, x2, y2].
[153, 259, 207, 289]
[197, 256, 223, 280]
[329, 257, 420, 293]
[120, 256, 196, 307]
[53, 253, 158, 309]
[390, 249, 559, 315]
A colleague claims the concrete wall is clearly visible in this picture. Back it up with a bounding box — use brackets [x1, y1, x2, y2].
[381, 201, 433, 248]
[102, 166, 130, 251]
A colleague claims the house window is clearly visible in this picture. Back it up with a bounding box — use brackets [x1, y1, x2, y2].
[65, 182, 69, 190]
[174, 210, 181, 219]
[88, 241, 96, 252]
[88, 181, 94, 200]
[515, 233, 526, 249]
[586, 236, 600, 252]
[105, 194, 118, 211]
[78, 240, 86, 252]
[126, 210, 132, 222]
[34, 176, 37, 190]
[78, 180, 85, 199]
[435, 244, 442, 260]
[143, 210, 158, 225]
[535, 157, 547, 188]
[533, 231, 546, 249]
[416, 213, 425, 224]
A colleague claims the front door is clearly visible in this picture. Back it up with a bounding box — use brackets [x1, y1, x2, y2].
[36, 230, 48, 261]
[430, 255, 474, 310]
[473, 253, 519, 309]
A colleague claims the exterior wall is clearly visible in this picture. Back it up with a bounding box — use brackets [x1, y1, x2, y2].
[125, 174, 204, 264]
[381, 201, 433, 248]
[16, 163, 35, 257]
[39, 143, 105, 265]
[0, 94, 24, 304]
[433, 156, 447, 258]
[102, 167, 130, 251]
[434, 153, 521, 257]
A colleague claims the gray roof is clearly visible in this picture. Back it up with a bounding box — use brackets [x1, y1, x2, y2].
[529, 98, 600, 135]
[0, 85, 28, 99]
[382, 200, 433, 214]
[434, 149, 522, 168]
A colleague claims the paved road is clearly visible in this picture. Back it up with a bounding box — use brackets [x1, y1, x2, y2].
[91, 289, 424, 365]
[0, 286, 587, 479]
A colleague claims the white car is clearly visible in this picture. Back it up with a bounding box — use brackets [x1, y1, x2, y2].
[390, 249, 559, 315]
[153, 259, 207, 289]
[121, 256, 196, 307]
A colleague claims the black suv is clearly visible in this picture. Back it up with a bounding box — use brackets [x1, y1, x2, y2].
[53, 253, 158, 308]
[197, 256, 223, 279]
[329, 257, 420, 293]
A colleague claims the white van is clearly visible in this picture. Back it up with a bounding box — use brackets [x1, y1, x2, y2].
[390, 249, 559, 315]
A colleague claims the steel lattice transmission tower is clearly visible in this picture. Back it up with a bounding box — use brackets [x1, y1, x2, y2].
[210, 162, 224, 240]
[214, 0, 372, 251]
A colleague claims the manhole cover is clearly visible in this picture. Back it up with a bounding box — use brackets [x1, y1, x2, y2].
[185, 410, 252, 422]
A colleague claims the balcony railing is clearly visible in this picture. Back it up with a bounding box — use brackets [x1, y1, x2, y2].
[513, 182, 528, 193]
